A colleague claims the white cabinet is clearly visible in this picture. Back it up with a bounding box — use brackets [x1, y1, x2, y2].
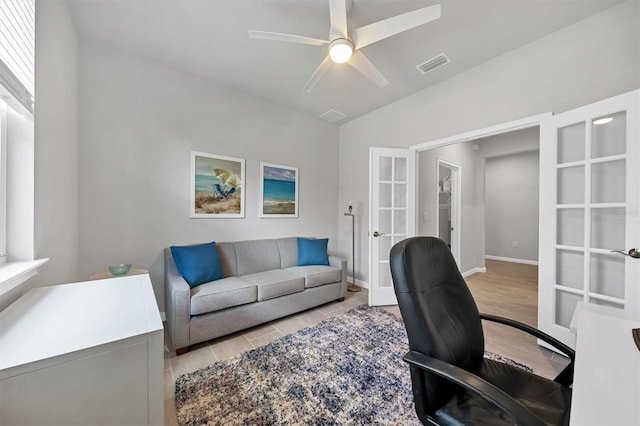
[570, 303, 640, 425]
[0, 275, 164, 425]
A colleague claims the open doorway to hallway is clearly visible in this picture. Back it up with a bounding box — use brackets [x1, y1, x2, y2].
[417, 126, 540, 276]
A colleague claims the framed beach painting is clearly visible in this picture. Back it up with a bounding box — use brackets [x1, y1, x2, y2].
[190, 151, 245, 218]
[259, 162, 299, 218]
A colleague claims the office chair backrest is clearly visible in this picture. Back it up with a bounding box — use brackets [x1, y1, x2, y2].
[390, 237, 485, 416]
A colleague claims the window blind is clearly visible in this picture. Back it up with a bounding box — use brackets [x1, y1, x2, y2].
[0, 0, 34, 113]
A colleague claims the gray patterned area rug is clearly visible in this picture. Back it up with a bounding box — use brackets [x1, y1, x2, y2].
[175, 305, 531, 426]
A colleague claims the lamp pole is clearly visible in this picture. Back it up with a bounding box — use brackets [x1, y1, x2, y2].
[344, 202, 361, 293]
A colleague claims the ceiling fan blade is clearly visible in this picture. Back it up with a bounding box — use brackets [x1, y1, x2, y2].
[352, 4, 441, 50]
[328, 0, 348, 39]
[248, 30, 329, 46]
[304, 55, 333, 93]
[348, 50, 388, 88]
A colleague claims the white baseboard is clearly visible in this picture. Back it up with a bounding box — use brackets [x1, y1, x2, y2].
[485, 255, 539, 266]
[349, 276, 370, 289]
[462, 267, 487, 277]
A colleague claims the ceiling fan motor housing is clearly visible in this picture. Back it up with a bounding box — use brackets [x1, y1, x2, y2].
[329, 38, 353, 63]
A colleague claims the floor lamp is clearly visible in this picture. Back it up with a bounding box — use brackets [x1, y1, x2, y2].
[344, 202, 362, 293]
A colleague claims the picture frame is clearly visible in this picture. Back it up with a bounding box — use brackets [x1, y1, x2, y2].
[190, 151, 245, 218]
[259, 162, 299, 218]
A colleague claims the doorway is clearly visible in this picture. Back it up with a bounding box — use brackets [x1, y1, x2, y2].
[413, 114, 548, 276]
[436, 158, 460, 265]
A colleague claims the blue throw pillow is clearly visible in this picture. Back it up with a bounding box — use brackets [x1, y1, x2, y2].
[297, 237, 329, 266]
[170, 242, 224, 288]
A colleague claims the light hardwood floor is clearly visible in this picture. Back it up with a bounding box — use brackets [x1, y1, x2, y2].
[466, 260, 570, 379]
[163, 260, 569, 425]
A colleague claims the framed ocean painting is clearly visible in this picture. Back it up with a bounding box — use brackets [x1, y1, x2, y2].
[190, 151, 245, 218]
[259, 162, 299, 218]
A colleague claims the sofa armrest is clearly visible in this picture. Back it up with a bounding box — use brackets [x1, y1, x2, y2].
[328, 255, 347, 298]
[164, 248, 191, 351]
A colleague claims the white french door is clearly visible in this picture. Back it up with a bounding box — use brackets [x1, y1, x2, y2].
[368, 147, 416, 306]
[539, 90, 640, 348]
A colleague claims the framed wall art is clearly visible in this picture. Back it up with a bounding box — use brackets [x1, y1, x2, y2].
[190, 151, 245, 218]
[259, 162, 299, 218]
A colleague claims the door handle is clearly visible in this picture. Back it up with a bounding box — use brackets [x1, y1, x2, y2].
[611, 248, 640, 259]
[373, 231, 385, 238]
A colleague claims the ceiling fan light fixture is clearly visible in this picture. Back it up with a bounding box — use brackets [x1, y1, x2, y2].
[329, 38, 353, 63]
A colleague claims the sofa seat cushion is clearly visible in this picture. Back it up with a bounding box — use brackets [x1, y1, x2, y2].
[240, 269, 305, 301]
[190, 277, 257, 315]
[285, 265, 342, 288]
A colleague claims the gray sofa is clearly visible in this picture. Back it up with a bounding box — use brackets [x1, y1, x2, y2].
[165, 237, 347, 354]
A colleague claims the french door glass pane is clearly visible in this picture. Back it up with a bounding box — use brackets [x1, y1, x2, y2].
[379, 235, 392, 262]
[557, 166, 584, 204]
[557, 209, 584, 247]
[556, 250, 584, 290]
[591, 207, 625, 250]
[590, 298, 624, 310]
[394, 183, 407, 207]
[379, 157, 392, 181]
[394, 209, 407, 235]
[591, 160, 626, 203]
[592, 111, 626, 159]
[555, 290, 583, 328]
[393, 235, 406, 245]
[379, 210, 391, 234]
[590, 253, 625, 299]
[557, 122, 585, 164]
[394, 157, 407, 182]
[379, 183, 392, 208]
[379, 263, 392, 288]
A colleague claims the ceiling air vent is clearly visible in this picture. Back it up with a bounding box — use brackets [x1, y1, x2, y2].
[318, 109, 347, 123]
[416, 53, 450, 75]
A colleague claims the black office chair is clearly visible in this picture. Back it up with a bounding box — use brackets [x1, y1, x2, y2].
[390, 237, 574, 426]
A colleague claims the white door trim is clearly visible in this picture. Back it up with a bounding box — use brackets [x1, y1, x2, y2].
[410, 113, 552, 152]
[412, 112, 551, 275]
[436, 158, 461, 265]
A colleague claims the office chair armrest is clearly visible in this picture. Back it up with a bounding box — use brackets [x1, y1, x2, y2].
[404, 350, 546, 426]
[479, 313, 574, 385]
[480, 313, 575, 360]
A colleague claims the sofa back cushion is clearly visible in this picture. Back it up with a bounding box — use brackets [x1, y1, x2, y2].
[276, 237, 298, 269]
[216, 242, 238, 277]
[235, 239, 281, 276]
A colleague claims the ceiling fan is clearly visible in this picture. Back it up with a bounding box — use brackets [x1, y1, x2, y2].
[248, 0, 441, 92]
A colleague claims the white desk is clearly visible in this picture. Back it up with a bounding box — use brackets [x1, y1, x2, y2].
[0, 274, 164, 425]
[570, 303, 640, 426]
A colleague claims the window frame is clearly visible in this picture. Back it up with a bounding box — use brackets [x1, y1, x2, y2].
[0, 101, 7, 263]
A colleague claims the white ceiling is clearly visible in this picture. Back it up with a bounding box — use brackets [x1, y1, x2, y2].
[68, 0, 623, 123]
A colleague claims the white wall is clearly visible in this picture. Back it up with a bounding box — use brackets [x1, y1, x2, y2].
[485, 150, 539, 262]
[78, 43, 339, 311]
[338, 1, 639, 283]
[474, 127, 540, 268]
